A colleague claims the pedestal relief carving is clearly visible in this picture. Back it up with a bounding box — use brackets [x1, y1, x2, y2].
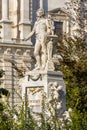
[47, 82, 66, 116]
[27, 87, 44, 113]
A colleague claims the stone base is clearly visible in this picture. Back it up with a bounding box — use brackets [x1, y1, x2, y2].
[19, 70, 66, 116]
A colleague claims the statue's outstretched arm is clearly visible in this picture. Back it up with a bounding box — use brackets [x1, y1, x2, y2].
[23, 30, 35, 41]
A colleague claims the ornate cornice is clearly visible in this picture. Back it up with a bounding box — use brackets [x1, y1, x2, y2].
[0, 42, 34, 49]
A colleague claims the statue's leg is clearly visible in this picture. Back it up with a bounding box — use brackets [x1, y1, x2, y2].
[34, 41, 41, 69]
[41, 43, 47, 69]
[47, 40, 53, 60]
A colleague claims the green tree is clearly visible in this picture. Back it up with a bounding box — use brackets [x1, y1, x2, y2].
[56, 0, 87, 129]
[0, 70, 11, 130]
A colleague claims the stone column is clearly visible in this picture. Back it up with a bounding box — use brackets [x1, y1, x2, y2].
[10, 0, 19, 40]
[40, 0, 43, 8]
[66, 20, 69, 34]
[0, 0, 12, 43]
[2, 0, 9, 20]
[19, 0, 31, 43]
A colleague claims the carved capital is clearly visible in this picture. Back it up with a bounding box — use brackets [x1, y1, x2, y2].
[15, 49, 22, 55]
[23, 50, 31, 56]
[4, 48, 12, 54]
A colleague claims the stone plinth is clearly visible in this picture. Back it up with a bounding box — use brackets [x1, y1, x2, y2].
[20, 70, 66, 116]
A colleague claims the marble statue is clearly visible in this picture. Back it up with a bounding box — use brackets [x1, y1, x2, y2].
[24, 8, 55, 70]
[46, 14, 55, 61]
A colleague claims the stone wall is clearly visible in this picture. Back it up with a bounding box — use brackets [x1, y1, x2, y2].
[0, 42, 33, 106]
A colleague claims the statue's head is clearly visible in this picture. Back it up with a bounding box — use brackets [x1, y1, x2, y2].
[36, 8, 44, 17]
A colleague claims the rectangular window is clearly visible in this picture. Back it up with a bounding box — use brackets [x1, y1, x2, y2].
[54, 21, 63, 35]
[54, 21, 63, 41]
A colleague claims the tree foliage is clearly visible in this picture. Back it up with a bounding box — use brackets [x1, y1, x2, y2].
[56, 0, 87, 129]
[0, 70, 11, 130]
[66, 0, 87, 39]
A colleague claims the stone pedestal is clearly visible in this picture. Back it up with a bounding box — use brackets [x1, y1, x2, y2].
[20, 70, 66, 116]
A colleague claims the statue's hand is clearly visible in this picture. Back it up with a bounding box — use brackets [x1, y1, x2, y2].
[22, 38, 28, 41]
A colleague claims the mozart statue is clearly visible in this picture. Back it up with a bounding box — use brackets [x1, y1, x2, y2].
[24, 8, 54, 70]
